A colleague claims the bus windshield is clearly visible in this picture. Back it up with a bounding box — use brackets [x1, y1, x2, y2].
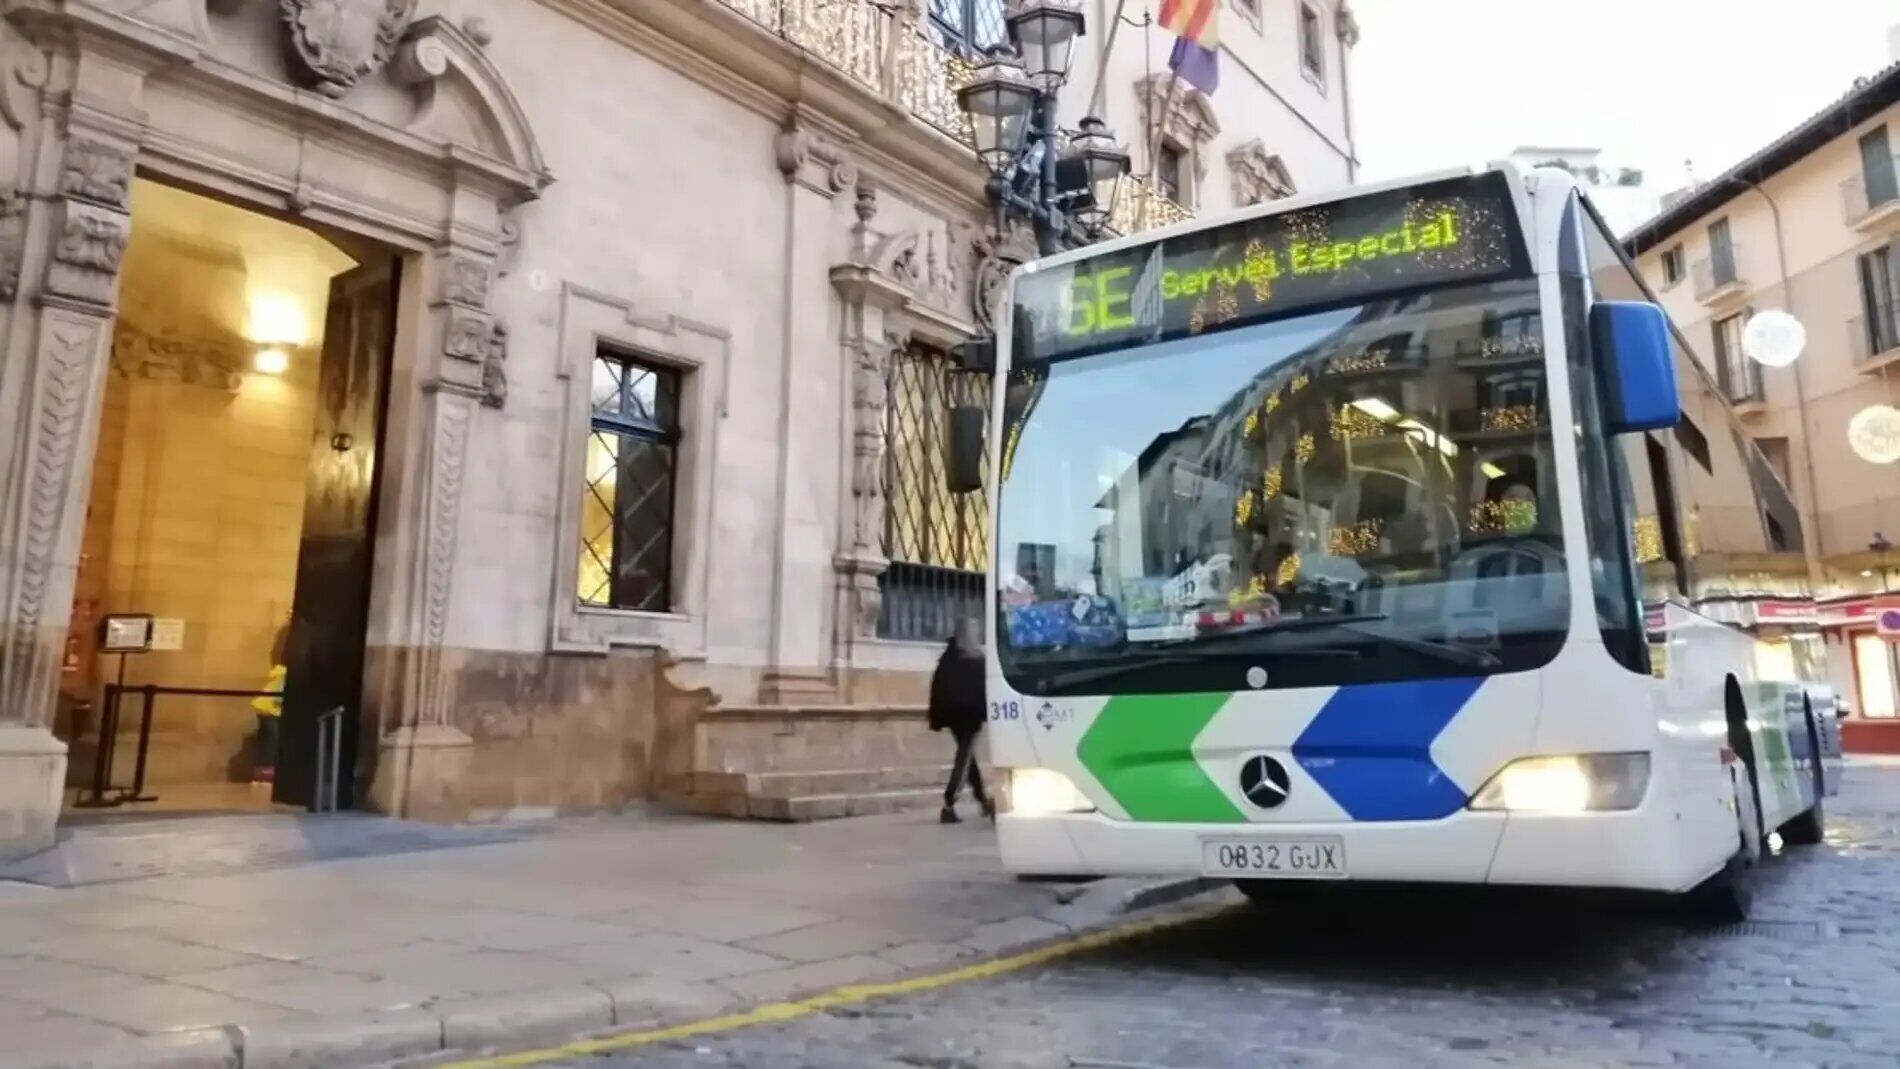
[995, 178, 1568, 696]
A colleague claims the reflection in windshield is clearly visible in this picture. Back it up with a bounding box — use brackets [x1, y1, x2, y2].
[996, 277, 1569, 694]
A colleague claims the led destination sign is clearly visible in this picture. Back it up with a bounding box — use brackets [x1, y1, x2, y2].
[1014, 173, 1528, 361]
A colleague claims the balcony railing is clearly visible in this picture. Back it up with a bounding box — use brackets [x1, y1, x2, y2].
[1111, 176, 1194, 235]
[1721, 358, 1764, 407]
[716, 0, 975, 143]
[713, 0, 1192, 235]
[1850, 306, 1900, 370]
[1691, 246, 1744, 301]
[1842, 155, 1900, 228]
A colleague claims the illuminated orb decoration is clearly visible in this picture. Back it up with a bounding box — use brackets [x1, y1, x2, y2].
[1848, 404, 1900, 465]
[1742, 310, 1806, 368]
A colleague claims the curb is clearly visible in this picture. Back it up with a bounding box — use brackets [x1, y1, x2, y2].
[7, 879, 1226, 1069]
[1118, 876, 1223, 913]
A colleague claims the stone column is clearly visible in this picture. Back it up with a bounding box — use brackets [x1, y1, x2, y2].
[760, 115, 856, 702]
[362, 240, 496, 820]
[0, 121, 137, 860]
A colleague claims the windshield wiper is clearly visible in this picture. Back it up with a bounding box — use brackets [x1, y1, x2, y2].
[1273, 614, 1502, 669]
[1028, 647, 1362, 694]
[1154, 611, 1501, 669]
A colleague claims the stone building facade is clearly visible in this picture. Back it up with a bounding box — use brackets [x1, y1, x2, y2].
[1626, 61, 1900, 751]
[0, 0, 1359, 859]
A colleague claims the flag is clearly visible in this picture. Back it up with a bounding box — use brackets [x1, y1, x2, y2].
[1169, 35, 1219, 94]
[1157, 0, 1219, 49]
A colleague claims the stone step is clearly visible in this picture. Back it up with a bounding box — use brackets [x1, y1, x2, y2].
[702, 704, 927, 722]
[693, 765, 954, 799]
[750, 788, 946, 822]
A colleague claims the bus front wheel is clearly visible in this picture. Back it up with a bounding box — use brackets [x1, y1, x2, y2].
[1683, 850, 1753, 925]
[1780, 708, 1827, 847]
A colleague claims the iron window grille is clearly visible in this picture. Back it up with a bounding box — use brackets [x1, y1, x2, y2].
[881, 343, 993, 642]
[579, 350, 682, 613]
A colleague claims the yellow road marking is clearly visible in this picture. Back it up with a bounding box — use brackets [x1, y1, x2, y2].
[440, 903, 1227, 1068]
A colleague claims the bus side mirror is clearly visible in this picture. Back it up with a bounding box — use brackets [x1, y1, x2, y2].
[946, 405, 985, 494]
[1591, 300, 1680, 434]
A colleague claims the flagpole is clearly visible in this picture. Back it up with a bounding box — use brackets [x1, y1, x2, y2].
[1086, 0, 1134, 119]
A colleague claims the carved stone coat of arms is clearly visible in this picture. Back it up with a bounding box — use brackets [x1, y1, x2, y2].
[280, 0, 418, 98]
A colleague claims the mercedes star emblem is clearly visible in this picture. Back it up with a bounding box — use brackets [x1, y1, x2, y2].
[1239, 754, 1291, 810]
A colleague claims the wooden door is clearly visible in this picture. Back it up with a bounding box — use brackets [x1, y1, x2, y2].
[274, 259, 398, 809]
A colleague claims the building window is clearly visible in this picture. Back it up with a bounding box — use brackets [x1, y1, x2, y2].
[1710, 310, 1759, 404]
[1156, 142, 1186, 206]
[1298, 3, 1325, 83]
[1857, 240, 1900, 358]
[929, 0, 1006, 55]
[1660, 244, 1684, 287]
[1859, 125, 1898, 211]
[882, 344, 992, 641]
[579, 350, 681, 612]
[1706, 217, 1737, 287]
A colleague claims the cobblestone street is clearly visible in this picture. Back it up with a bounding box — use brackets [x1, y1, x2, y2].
[560, 762, 1900, 1069]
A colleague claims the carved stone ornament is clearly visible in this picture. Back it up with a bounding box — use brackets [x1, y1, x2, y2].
[47, 201, 130, 307]
[280, 0, 419, 98]
[480, 321, 507, 409]
[775, 122, 856, 196]
[58, 139, 134, 209]
[849, 336, 893, 554]
[1227, 140, 1297, 208]
[0, 190, 25, 301]
[443, 310, 489, 362]
[971, 221, 1036, 334]
[1138, 74, 1221, 181]
[444, 255, 491, 309]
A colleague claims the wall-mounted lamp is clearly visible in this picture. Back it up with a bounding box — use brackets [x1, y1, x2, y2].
[254, 346, 290, 375]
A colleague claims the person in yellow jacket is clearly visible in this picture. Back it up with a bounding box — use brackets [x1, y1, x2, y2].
[251, 621, 288, 784]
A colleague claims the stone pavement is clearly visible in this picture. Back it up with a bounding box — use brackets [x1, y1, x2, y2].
[545, 759, 1900, 1069]
[0, 809, 1203, 1069]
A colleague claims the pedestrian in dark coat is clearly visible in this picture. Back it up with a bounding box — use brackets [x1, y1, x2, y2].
[930, 618, 993, 823]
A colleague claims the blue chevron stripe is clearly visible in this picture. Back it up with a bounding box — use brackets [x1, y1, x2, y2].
[1290, 678, 1485, 821]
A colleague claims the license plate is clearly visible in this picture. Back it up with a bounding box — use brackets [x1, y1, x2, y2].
[1201, 836, 1347, 879]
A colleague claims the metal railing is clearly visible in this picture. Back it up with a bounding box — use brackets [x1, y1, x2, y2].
[1850, 306, 1900, 368]
[75, 685, 284, 809]
[1842, 155, 1900, 226]
[313, 706, 344, 814]
[1691, 246, 1744, 300]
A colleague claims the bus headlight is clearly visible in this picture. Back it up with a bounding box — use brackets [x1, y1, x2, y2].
[1007, 769, 1096, 816]
[1468, 753, 1650, 813]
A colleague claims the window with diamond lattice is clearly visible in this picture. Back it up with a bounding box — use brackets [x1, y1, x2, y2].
[882, 345, 992, 641]
[578, 351, 681, 613]
[929, 0, 1007, 55]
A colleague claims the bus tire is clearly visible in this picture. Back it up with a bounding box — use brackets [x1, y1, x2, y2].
[1682, 850, 1752, 925]
[1726, 681, 1767, 859]
[1780, 707, 1827, 847]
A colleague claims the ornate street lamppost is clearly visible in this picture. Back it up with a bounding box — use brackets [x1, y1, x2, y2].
[956, 0, 1130, 259]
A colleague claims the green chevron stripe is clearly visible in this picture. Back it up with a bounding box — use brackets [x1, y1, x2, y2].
[1077, 692, 1245, 823]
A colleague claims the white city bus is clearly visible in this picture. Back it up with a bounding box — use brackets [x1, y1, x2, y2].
[964, 163, 1837, 919]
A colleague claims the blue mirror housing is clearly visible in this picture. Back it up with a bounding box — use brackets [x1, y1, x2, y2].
[1591, 300, 1680, 433]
